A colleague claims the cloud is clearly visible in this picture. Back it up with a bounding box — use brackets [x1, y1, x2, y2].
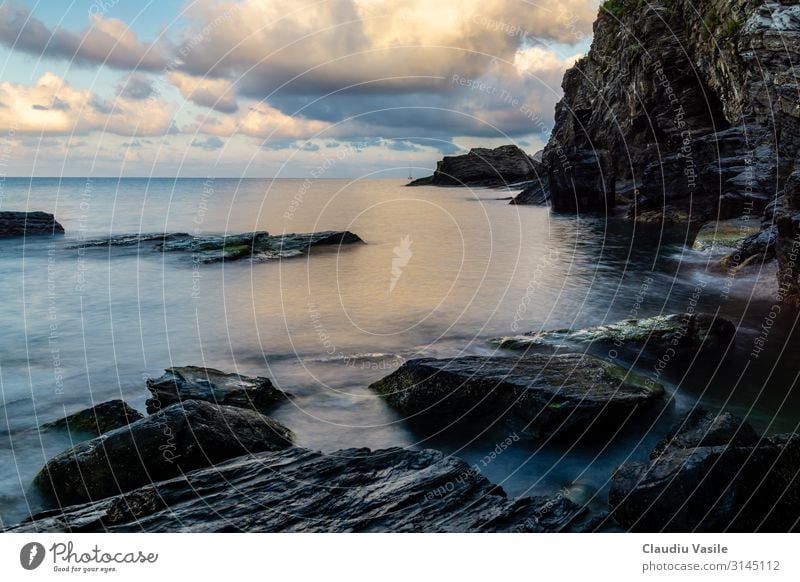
[0, 3, 168, 70]
[186, 103, 329, 140]
[168, 72, 238, 113]
[116, 73, 158, 100]
[191, 135, 225, 151]
[0, 73, 175, 136]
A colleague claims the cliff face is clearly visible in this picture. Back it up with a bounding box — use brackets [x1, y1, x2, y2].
[537, 0, 800, 296]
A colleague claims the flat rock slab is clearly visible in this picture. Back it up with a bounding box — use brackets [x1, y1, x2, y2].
[34, 400, 293, 506]
[370, 353, 667, 440]
[493, 313, 736, 359]
[692, 218, 762, 252]
[0, 211, 64, 237]
[146, 366, 290, 414]
[73, 230, 363, 263]
[43, 400, 143, 435]
[609, 409, 800, 532]
[12, 447, 600, 532]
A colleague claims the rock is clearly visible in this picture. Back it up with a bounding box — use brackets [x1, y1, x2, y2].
[409, 145, 538, 188]
[493, 313, 736, 360]
[692, 218, 763, 252]
[369, 353, 667, 440]
[0, 211, 64, 237]
[13, 447, 600, 532]
[43, 400, 144, 435]
[541, 0, 800, 280]
[509, 179, 550, 206]
[609, 408, 800, 532]
[33, 400, 293, 506]
[145, 366, 290, 414]
[75, 230, 363, 263]
[719, 225, 778, 269]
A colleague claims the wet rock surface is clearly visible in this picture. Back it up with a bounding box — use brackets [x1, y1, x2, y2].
[44, 400, 144, 436]
[75, 230, 363, 263]
[409, 145, 538, 188]
[369, 353, 667, 441]
[493, 313, 736, 360]
[33, 400, 293, 506]
[0, 211, 64, 237]
[146, 366, 291, 414]
[609, 408, 800, 532]
[13, 447, 600, 533]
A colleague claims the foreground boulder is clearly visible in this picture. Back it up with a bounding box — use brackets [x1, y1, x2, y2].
[14, 447, 599, 532]
[409, 145, 538, 188]
[34, 400, 293, 506]
[0, 211, 64, 237]
[493, 313, 736, 359]
[370, 353, 667, 440]
[146, 366, 290, 414]
[44, 400, 143, 435]
[692, 218, 763, 252]
[74, 230, 363, 263]
[609, 408, 800, 532]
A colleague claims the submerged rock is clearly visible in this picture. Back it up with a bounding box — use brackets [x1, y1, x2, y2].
[33, 400, 293, 506]
[76, 230, 363, 263]
[0, 211, 64, 237]
[44, 400, 143, 436]
[146, 366, 290, 414]
[493, 313, 736, 359]
[14, 447, 599, 532]
[409, 145, 538, 188]
[609, 408, 800, 532]
[370, 353, 666, 440]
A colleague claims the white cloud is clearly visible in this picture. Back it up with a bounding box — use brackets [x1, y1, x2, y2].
[0, 73, 175, 136]
[168, 72, 238, 113]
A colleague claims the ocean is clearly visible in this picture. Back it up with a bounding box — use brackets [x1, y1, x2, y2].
[0, 177, 797, 526]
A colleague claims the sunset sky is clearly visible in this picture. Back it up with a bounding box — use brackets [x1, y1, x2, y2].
[0, 0, 599, 177]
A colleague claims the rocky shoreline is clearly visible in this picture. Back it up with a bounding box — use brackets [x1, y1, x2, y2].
[8, 311, 798, 532]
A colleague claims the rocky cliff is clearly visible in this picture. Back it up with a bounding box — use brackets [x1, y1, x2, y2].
[526, 0, 800, 297]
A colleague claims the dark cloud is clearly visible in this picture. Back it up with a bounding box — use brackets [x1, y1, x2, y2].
[117, 74, 157, 100]
[191, 136, 225, 151]
[0, 3, 168, 71]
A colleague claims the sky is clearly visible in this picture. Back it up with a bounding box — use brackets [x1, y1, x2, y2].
[0, 0, 599, 177]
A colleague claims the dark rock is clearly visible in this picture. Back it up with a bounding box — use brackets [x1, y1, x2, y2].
[75, 230, 363, 263]
[493, 313, 736, 360]
[13, 447, 600, 532]
[609, 408, 800, 532]
[146, 366, 290, 414]
[543, 0, 800, 239]
[409, 145, 538, 188]
[546, 148, 616, 213]
[720, 225, 778, 269]
[0, 211, 64, 237]
[369, 353, 667, 441]
[44, 400, 144, 436]
[33, 400, 293, 506]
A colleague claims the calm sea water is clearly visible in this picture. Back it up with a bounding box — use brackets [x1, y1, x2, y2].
[0, 177, 798, 526]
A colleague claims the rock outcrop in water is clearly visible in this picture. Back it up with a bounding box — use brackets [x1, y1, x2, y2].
[493, 313, 736, 360]
[44, 400, 143, 436]
[508, 0, 800, 298]
[0, 211, 64, 237]
[609, 408, 800, 532]
[369, 353, 667, 440]
[75, 230, 363, 263]
[409, 145, 539, 188]
[34, 400, 293, 506]
[13, 447, 599, 533]
[146, 366, 291, 414]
